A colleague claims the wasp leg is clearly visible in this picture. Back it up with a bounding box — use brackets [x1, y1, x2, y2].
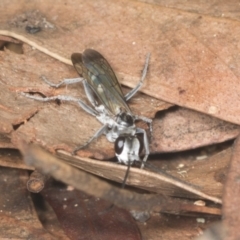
[82, 81, 99, 108]
[124, 53, 150, 101]
[72, 124, 108, 155]
[136, 128, 150, 169]
[41, 76, 84, 88]
[42, 75, 98, 109]
[21, 93, 98, 116]
[135, 115, 153, 136]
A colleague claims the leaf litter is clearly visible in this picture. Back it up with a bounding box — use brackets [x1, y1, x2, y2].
[0, 0, 240, 239]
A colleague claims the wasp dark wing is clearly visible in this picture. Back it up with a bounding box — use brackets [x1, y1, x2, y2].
[71, 49, 131, 116]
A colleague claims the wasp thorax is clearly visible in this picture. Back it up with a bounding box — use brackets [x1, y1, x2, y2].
[117, 112, 134, 127]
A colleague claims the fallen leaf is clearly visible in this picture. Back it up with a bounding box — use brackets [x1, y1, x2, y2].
[42, 180, 142, 240]
[58, 148, 227, 201]
[152, 107, 240, 153]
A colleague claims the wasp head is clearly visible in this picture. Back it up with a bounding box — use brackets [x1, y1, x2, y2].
[116, 112, 134, 127]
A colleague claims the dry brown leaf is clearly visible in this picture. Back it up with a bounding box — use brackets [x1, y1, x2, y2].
[42, 181, 142, 240]
[161, 147, 231, 199]
[152, 108, 240, 153]
[58, 148, 228, 202]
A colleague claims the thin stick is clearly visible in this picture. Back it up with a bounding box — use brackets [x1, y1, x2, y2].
[27, 170, 49, 193]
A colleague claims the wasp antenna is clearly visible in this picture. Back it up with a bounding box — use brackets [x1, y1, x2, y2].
[122, 161, 131, 188]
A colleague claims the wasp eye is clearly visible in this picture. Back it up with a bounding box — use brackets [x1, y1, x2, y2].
[115, 137, 125, 155]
